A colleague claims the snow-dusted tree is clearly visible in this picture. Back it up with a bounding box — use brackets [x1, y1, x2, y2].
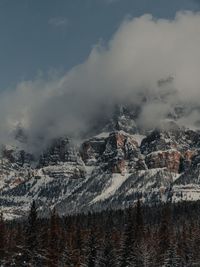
[97, 231, 117, 267]
[57, 242, 74, 267]
[191, 222, 200, 266]
[0, 212, 6, 265]
[83, 228, 98, 267]
[134, 199, 144, 241]
[24, 200, 40, 265]
[120, 208, 137, 267]
[163, 241, 181, 267]
[157, 204, 171, 265]
[178, 223, 193, 267]
[47, 207, 61, 267]
[136, 235, 156, 267]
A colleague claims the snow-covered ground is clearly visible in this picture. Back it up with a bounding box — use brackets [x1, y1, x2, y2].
[91, 173, 130, 203]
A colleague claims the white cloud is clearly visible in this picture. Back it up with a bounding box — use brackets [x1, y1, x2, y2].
[48, 17, 68, 27]
[1, 11, 200, 151]
[104, 0, 120, 4]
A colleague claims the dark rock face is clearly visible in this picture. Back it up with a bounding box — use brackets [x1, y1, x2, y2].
[81, 131, 141, 174]
[141, 127, 200, 155]
[102, 131, 140, 173]
[2, 146, 34, 167]
[80, 136, 106, 164]
[140, 126, 200, 174]
[141, 130, 177, 155]
[39, 137, 82, 167]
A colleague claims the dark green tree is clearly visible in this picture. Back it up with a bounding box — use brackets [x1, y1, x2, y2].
[97, 231, 117, 267]
[47, 208, 61, 267]
[120, 207, 137, 267]
[24, 200, 39, 265]
[84, 228, 98, 267]
[0, 212, 6, 265]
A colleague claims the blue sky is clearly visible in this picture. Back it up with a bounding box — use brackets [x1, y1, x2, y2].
[0, 0, 199, 89]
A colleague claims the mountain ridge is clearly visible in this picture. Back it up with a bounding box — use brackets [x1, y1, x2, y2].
[1, 105, 200, 219]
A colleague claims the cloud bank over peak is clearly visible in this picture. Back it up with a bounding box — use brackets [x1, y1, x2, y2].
[1, 11, 200, 151]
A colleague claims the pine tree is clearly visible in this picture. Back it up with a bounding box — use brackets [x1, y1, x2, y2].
[27, 200, 38, 247]
[84, 228, 98, 267]
[191, 222, 200, 266]
[97, 231, 117, 267]
[120, 207, 137, 267]
[157, 204, 171, 266]
[133, 199, 145, 267]
[178, 223, 193, 267]
[73, 227, 84, 267]
[24, 200, 39, 265]
[138, 235, 156, 267]
[163, 241, 180, 267]
[134, 199, 144, 241]
[58, 242, 73, 267]
[0, 212, 6, 265]
[47, 208, 61, 267]
[11, 223, 26, 266]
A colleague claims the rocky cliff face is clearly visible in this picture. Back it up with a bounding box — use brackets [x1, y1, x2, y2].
[1, 106, 200, 219]
[145, 149, 181, 173]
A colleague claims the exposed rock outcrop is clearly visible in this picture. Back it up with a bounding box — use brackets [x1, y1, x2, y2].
[145, 149, 181, 173]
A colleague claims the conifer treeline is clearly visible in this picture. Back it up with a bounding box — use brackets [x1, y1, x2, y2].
[1, 200, 200, 266]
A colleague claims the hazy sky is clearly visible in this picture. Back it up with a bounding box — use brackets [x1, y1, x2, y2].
[0, 0, 199, 90]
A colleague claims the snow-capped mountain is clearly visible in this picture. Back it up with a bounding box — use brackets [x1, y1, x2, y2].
[1, 105, 200, 219]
